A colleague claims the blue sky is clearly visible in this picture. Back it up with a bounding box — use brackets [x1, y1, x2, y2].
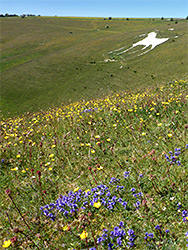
[1, 0, 187, 18]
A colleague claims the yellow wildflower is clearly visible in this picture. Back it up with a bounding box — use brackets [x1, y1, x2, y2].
[95, 135, 100, 139]
[2, 240, 11, 248]
[74, 187, 79, 192]
[63, 225, 69, 231]
[11, 167, 18, 171]
[97, 166, 103, 170]
[84, 189, 90, 193]
[93, 201, 101, 208]
[80, 230, 88, 239]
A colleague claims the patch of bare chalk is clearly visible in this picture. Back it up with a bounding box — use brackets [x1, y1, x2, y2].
[111, 32, 169, 57]
[106, 30, 181, 61]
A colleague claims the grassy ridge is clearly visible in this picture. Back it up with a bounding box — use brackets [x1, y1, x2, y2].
[0, 79, 188, 249]
[1, 17, 188, 116]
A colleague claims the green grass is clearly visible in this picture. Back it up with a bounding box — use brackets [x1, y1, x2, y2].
[1, 17, 188, 117]
[0, 79, 188, 249]
[0, 17, 188, 249]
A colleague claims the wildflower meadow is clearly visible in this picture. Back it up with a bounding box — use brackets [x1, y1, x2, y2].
[1, 79, 188, 249]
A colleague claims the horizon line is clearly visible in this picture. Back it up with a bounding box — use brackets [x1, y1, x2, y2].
[1, 14, 186, 19]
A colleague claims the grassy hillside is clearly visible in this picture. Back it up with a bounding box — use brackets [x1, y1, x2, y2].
[0, 79, 188, 249]
[1, 17, 188, 116]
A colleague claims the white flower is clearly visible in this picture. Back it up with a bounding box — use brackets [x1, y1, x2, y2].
[170, 197, 175, 200]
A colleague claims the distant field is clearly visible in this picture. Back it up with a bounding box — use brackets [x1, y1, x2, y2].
[1, 17, 188, 116]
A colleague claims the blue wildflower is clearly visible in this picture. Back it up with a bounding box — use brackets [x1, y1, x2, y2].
[124, 171, 130, 178]
[145, 232, 154, 240]
[155, 225, 161, 230]
[117, 237, 122, 246]
[119, 221, 124, 227]
[148, 233, 154, 238]
[182, 210, 188, 222]
[108, 243, 114, 250]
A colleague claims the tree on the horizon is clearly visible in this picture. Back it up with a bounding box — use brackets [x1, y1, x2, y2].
[2, 13, 19, 17]
[0, 13, 38, 18]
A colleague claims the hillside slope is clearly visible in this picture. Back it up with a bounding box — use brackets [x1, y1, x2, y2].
[0, 79, 188, 249]
[1, 17, 188, 116]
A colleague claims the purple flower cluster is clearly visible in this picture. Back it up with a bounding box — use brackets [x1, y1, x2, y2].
[127, 229, 136, 248]
[182, 210, 188, 222]
[144, 232, 154, 240]
[97, 222, 135, 249]
[155, 225, 161, 231]
[165, 144, 188, 165]
[165, 148, 181, 165]
[185, 231, 188, 248]
[177, 202, 182, 210]
[81, 108, 98, 114]
[131, 188, 143, 210]
[109, 177, 120, 184]
[40, 183, 129, 220]
[124, 171, 130, 178]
